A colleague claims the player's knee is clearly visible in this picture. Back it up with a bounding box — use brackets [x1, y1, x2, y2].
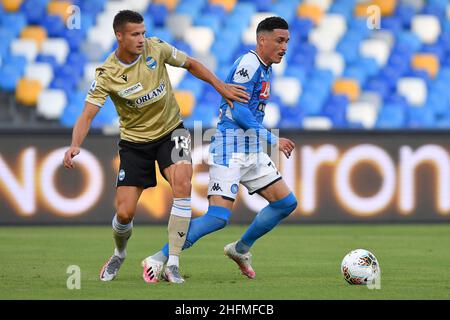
[116, 206, 135, 224]
[270, 192, 297, 218]
[172, 178, 192, 197]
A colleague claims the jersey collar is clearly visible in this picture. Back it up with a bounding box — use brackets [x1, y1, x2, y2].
[115, 52, 142, 68]
[250, 50, 269, 69]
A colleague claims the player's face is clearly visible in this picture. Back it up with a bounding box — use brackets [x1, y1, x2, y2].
[261, 29, 289, 65]
[116, 22, 146, 56]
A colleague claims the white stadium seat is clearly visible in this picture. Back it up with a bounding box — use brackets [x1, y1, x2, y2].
[318, 14, 347, 39]
[37, 89, 67, 119]
[243, 12, 275, 45]
[84, 62, 102, 83]
[10, 39, 38, 63]
[397, 77, 427, 107]
[360, 39, 390, 67]
[305, 0, 332, 11]
[309, 28, 341, 52]
[262, 102, 281, 128]
[167, 64, 187, 88]
[315, 51, 345, 77]
[166, 14, 192, 40]
[302, 116, 333, 130]
[347, 101, 379, 129]
[273, 77, 302, 107]
[25, 62, 54, 88]
[184, 27, 214, 55]
[88, 26, 116, 53]
[40, 38, 70, 65]
[412, 15, 441, 44]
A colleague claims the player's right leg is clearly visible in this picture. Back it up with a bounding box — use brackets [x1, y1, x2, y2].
[100, 186, 142, 281]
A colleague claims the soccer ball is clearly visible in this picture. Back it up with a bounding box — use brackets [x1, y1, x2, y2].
[341, 249, 380, 285]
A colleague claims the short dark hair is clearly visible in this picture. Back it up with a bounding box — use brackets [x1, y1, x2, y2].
[113, 10, 144, 32]
[256, 16, 289, 34]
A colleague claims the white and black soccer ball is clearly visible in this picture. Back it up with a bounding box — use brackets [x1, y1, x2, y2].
[341, 249, 381, 285]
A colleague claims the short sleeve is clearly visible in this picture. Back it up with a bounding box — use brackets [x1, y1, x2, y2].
[85, 69, 109, 107]
[157, 38, 188, 67]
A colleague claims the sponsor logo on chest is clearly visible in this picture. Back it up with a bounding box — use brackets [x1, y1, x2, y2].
[117, 82, 143, 98]
[128, 80, 166, 108]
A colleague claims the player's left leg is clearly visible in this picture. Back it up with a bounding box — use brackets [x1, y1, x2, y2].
[237, 179, 297, 253]
[224, 154, 297, 279]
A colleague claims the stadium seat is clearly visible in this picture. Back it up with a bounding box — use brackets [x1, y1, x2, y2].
[360, 39, 391, 67]
[315, 51, 345, 77]
[24, 62, 54, 88]
[375, 104, 406, 128]
[2, 0, 22, 12]
[411, 15, 441, 44]
[273, 77, 301, 107]
[166, 14, 192, 40]
[154, 0, 179, 11]
[0, 64, 21, 92]
[332, 78, 360, 102]
[174, 91, 195, 118]
[411, 53, 440, 79]
[47, 0, 72, 21]
[346, 101, 378, 129]
[309, 27, 340, 52]
[40, 38, 70, 65]
[184, 27, 214, 54]
[397, 77, 427, 107]
[15, 78, 42, 106]
[10, 39, 38, 62]
[37, 89, 67, 119]
[297, 3, 323, 25]
[20, 26, 48, 49]
[210, 0, 237, 12]
[262, 102, 280, 128]
[302, 116, 333, 130]
[373, 0, 397, 16]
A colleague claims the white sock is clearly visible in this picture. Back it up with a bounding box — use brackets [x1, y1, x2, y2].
[167, 255, 179, 267]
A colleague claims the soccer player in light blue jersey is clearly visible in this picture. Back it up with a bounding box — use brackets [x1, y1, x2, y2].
[143, 17, 297, 280]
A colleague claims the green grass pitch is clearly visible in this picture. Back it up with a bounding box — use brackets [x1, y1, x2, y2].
[1, 224, 449, 300]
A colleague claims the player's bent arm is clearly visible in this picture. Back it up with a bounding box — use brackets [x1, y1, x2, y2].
[230, 102, 279, 146]
[183, 57, 249, 105]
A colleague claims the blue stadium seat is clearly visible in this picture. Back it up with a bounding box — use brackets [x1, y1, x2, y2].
[4, 54, 27, 76]
[1, 12, 27, 37]
[20, 0, 48, 25]
[195, 14, 221, 36]
[147, 4, 169, 27]
[375, 105, 406, 129]
[394, 4, 416, 29]
[42, 15, 65, 37]
[407, 107, 436, 128]
[62, 28, 85, 52]
[0, 64, 21, 92]
[153, 27, 174, 45]
[178, 76, 204, 100]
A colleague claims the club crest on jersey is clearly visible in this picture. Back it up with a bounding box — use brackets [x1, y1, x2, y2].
[146, 56, 157, 70]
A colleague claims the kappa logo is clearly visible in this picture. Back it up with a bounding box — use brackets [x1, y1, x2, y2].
[211, 183, 223, 192]
[236, 68, 249, 79]
[178, 232, 186, 238]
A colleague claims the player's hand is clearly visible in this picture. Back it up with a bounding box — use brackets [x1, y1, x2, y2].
[279, 138, 295, 159]
[219, 83, 249, 109]
[63, 146, 80, 169]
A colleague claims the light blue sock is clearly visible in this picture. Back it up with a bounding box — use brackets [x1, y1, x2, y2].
[161, 206, 231, 257]
[236, 192, 297, 253]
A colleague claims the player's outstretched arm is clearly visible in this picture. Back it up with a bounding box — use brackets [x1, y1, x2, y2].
[183, 57, 249, 107]
[63, 101, 100, 169]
